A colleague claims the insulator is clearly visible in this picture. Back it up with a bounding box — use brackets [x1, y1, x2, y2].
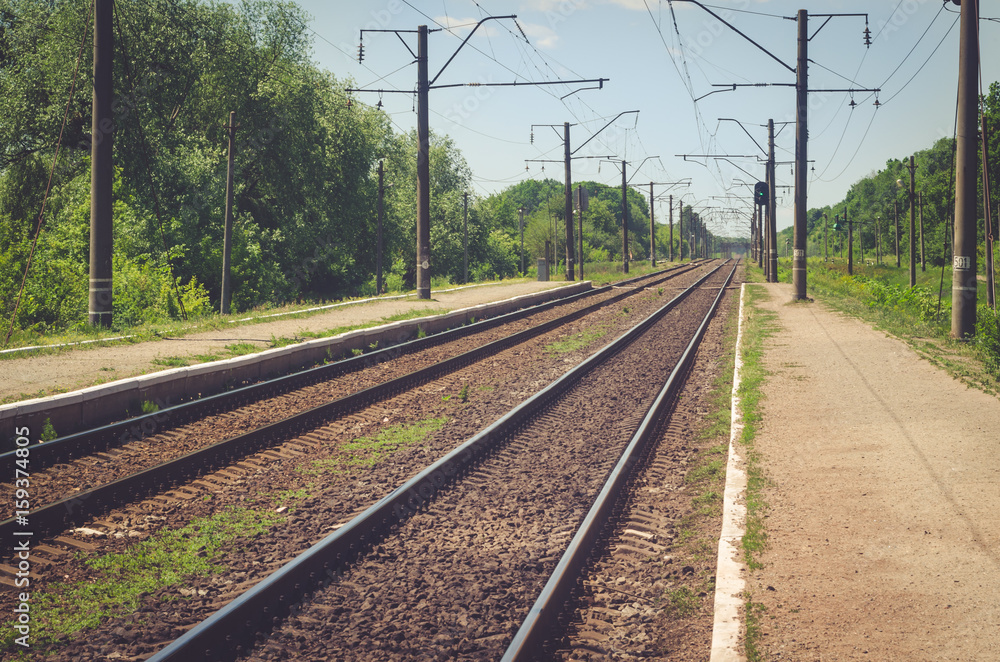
[530, 131, 534, 144]
[358, 43, 365, 63]
[874, 98, 881, 108]
[863, 26, 872, 47]
[849, 99, 857, 109]
[376, 99, 383, 110]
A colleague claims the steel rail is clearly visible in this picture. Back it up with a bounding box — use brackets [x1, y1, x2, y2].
[0, 264, 709, 542]
[147, 262, 727, 662]
[1, 264, 698, 475]
[502, 259, 738, 661]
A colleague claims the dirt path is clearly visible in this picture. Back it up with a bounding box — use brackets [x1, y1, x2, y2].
[745, 283, 1000, 660]
[0, 281, 569, 403]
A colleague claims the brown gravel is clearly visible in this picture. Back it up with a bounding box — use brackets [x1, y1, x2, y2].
[0, 265, 720, 661]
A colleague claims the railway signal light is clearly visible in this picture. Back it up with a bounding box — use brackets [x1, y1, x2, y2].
[754, 181, 769, 206]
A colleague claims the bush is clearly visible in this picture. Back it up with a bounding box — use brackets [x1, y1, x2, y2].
[976, 304, 1000, 381]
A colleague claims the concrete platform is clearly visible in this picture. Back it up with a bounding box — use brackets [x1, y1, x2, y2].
[1, 280, 587, 441]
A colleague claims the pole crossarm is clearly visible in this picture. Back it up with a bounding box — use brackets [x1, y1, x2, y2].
[431, 16, 516, 85]
[626, 156, 661, 184]
[719, 118, 767, 156]
[572, 110, 639, 156]
[670, 0, 795, 73]
[431, 77, 607, 91]
[679, 154, 762, 181]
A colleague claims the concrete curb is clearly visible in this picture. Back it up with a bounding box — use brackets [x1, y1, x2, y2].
[710, 282, 748, 662]
[1, 282, 590, 440]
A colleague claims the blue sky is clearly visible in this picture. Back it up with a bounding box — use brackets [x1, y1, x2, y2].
[281, 0, 993, 237]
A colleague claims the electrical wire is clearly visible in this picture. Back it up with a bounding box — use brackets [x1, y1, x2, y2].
[880, 12, 958, 106]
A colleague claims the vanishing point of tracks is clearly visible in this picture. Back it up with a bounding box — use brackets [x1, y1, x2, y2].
[1, 260, 737, 661]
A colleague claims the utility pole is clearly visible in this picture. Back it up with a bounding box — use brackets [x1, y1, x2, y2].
[377, 160, 385, 294]
[952, 0, 979, 338]
[908, 156, 917, 287]
[847, 205, 854, 276]
[89, 0, 113, 328]
[669, 195, 674, 261]
[824, 212, 828, 261]
[767, 119, 778, 283]
[894, 199, 900, 267]
[792, 9, 808, 300]
[415, 25, 431, 299]
[518, 207, 525, 275]
[351, 19, 605, 299]
[563, 123, 575, 279]
[621, 160, 629, 274]
[463, 190, 469, 284]
[649, 182, 656, 267]
[221, 111, 236, 314]
[577, 185, 585, 280]
[527, 113, 632, 280]
[678, 199, 685, 261]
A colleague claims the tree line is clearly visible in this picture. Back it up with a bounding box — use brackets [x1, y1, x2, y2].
[0, 0, 729, 338]
[797, 82, 1000, 274]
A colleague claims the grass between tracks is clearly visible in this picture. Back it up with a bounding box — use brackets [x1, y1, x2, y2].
[0, 417, 448, 657]
[737, 283, 780, 662]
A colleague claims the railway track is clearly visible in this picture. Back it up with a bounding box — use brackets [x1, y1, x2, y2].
[0, 263, 707, 545]
[134, 260, 738, 661]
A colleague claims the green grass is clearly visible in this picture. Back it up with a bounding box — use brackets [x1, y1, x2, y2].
[0, 506, 282, 651]
[151, 355, 189, 367]
[224, 342, 259, 356]
[544, 326, 609, 354]
[301, 417, 448, 475]
[663, 586, 701, 618]
[737, 283, 780, 660]
[786, 258, 1000, 394]
[737, 285, 776, 570]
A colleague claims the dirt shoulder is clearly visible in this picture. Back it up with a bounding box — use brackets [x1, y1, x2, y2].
[0, 281, 571, 403]
[745, 282, 1000, 660]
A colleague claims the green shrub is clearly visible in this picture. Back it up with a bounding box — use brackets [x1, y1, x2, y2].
[976, 304, 1000, 381]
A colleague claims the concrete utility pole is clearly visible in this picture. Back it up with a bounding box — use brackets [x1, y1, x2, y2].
[847, 205, 854, 276]
[894, 199, 900, 267]
[767, 119, 778, 283]
[563, 123, 575, 280]
[824, 213, 828, 261]
[221, 111, 236, 314]
[952, 0, 979, 338]
[621, 160, 629, 274]
[577, 185, 585, 280]
[518, 207, 525, 274]
[668, 195, 674, 261]
[89, 0, 113, 327]
[352, 19, 605, 299]
[463, 190, 469, 284]
[792, 9, 808, 299]
[377, 160, 385, 294]
[908, 156, 917, 287]
[415, 25, 431, 299]
[649, 182, 656, 267]
[679, 198, 685, 261]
